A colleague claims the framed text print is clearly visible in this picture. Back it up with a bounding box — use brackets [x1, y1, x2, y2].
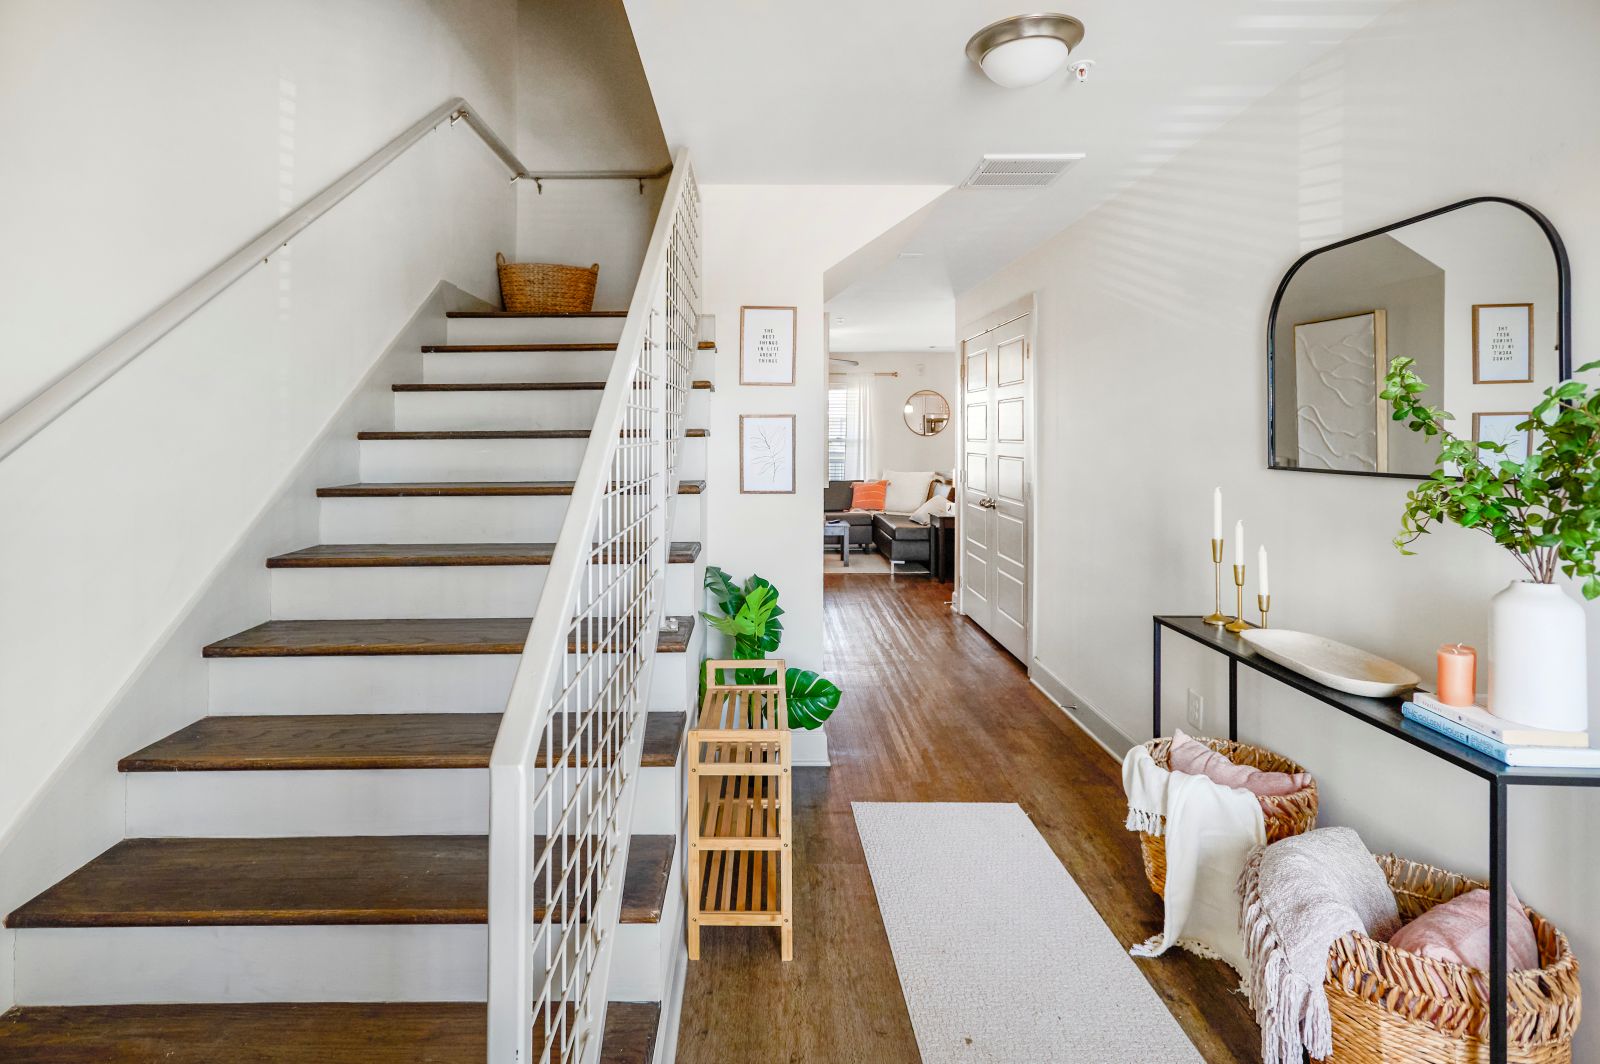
[739, 414, 796, 494]
[740, 306, 797, 386]
[1473, 303, 1534, 383]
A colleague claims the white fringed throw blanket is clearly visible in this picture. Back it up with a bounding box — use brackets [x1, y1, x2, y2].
[1238, 827, 1400, 1064]
[1123, 745, 1264, 973]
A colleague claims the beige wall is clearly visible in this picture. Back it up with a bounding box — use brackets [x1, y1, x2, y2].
[958, 2, 1600, 1059]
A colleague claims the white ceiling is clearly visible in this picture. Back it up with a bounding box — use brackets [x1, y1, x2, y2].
[624, 0, 1401, 350]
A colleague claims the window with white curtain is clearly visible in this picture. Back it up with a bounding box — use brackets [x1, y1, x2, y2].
[827, 375, 870, 480]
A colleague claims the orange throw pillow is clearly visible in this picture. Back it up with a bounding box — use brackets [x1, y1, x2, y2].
[851, 480, 888, 511]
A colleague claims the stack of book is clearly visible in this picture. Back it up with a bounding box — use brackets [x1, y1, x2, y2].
[1402, 691, 1600, 768]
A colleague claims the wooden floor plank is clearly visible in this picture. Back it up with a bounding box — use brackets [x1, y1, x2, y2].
[315, 480, 705, 497]
[265, 541, 702, 568]
[0, 1000, 660, 1063]
[201, 615, 694, 657]
[119, 711, 687, 772]
[674, 574, 1260, 1064]
[5, 835, 674, 929]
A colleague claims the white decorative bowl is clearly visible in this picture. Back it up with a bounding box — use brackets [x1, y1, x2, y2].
[1239, 629, 1420, 698]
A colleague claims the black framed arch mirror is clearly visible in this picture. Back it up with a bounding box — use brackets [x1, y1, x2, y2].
[1267, 196, 1570, 479]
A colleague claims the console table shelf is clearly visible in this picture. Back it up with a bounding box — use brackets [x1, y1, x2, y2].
[1152, 614, 1600, 1064]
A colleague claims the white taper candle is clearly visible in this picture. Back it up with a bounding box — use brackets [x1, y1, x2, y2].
[1258, 545, 1269, 596]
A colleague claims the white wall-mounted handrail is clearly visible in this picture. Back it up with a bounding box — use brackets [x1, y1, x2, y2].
[0, 96, 530, 463]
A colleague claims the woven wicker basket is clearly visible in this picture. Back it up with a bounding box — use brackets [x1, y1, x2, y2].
[496, 253, 598, 313]
[1137, 736, 1318, 897]
[1325, 854, 1580, 1063]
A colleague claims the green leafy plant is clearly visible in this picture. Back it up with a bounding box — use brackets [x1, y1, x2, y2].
[700, 565, 842, 728]
[1381, 356, 1600, 598]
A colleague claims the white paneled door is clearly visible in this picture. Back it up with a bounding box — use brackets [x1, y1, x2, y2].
[959, 312, 1031, 661]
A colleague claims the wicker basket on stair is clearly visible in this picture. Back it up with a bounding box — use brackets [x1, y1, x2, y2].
[1324, 854, 1581, 1064]
[1137, 735, 1318, 898]
[496, 253, 598, 313]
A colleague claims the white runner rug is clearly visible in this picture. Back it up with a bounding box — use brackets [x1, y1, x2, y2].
[853, 802, 1204, 1063]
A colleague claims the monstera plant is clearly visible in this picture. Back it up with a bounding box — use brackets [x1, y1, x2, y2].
[700, 565, 842, 729]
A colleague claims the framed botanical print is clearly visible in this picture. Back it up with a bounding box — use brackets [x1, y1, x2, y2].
[739, 414, 796, 494]
[1473, 303, 1533, 383]
[1473, 411, 1533, 464]
[739, 306, 797, 386]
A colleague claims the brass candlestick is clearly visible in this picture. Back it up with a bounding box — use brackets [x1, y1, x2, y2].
[1224, 565, 1255, 633]
[1203, 538, 1227, 626]
[1257, 593, 1271, 629]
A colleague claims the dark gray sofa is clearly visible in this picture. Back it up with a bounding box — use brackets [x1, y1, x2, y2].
[824, 479, 931, 565]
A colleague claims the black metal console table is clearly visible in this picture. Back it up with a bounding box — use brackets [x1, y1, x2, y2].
[1153, 614, 1600, 1063]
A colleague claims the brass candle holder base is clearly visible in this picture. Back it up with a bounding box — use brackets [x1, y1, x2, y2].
[1224, 564, 1256, 633]
[1203, 538, 1227, 626]
[1258, 593, 1271, 630]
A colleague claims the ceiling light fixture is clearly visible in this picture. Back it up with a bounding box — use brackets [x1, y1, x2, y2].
[965, 13, 1085, 89]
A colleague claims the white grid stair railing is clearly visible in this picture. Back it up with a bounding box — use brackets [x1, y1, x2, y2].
[487, 152, 700, 1064]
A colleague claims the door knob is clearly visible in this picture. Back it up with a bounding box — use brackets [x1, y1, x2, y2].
[977, 496, 996, 509]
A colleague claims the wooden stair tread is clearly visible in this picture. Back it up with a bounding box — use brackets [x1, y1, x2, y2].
[446, 309, 629, 318]
[421, 342, 619, 352]
[0, 1000, 659, 1063]
[203, 615, 695, 657]
[266, 541, 702, 567]
[393, 381, 713, 393]
[357, 427, 708, 440]
[316, 479, 705, 497]
[120, 711, 687, 772]
[5, 835, 675, 929]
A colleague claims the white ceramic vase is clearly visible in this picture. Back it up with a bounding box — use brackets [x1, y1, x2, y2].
[1488, 580, 1588, 731]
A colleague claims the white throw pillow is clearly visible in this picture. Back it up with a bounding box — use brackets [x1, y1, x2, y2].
[908, 494, 947, 526]
[882, 470, 934, 513]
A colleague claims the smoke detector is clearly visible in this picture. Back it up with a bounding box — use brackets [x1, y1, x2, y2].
[962, 153, 1084, 189]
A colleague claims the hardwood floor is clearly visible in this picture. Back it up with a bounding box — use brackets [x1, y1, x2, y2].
[674, 573, 1259, 1063]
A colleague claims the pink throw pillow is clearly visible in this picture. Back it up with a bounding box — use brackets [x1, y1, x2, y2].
[1387, 888, 1540, 973]
[1169, 729, 1311, 798]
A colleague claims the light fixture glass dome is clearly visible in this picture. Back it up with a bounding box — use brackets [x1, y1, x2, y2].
[966, 13, 1085, 89]
[980, 36, 1069, 89]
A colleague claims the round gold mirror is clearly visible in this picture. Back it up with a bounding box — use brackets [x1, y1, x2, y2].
[902, 390, 951, 436]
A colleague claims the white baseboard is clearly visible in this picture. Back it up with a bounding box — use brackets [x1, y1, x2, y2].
[1029, 660, 1136, 762]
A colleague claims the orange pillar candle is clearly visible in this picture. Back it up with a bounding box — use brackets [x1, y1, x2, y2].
[1437, 644, 1477, 707]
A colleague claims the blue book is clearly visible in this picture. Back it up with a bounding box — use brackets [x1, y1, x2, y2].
[1402, 701, 1509, 761]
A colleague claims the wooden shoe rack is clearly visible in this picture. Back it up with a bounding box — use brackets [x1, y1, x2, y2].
[686, 660, 793, 961]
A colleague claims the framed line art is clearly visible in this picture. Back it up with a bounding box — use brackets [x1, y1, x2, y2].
[740, 306, 797, 386]
[1473, 303, 1534, 383]
[739, 414, 796, 494]
[1473, 411, 1533, 464]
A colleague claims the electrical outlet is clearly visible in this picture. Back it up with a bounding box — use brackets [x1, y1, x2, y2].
[1186, 689, 1205, 731]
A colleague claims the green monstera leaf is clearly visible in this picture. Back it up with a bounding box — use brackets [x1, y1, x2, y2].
[785, 668, 841, 729]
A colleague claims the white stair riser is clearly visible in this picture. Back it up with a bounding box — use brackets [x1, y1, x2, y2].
[207, 652, 692, 715]
[13, 925, 487, 1005]
[319, 490, 703, 544]
[444, 317, 626, 346]
[423, 348, 715, 384]
[271, 561, 699, 620]
[358, 436, 707, 482]
[607, 862, 683, 1004]
[393, 389, 709, 432]
[125, 764, 680, 838]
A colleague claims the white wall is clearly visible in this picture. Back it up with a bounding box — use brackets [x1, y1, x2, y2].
[958, 1, 1600, 1057]
[833, 352, 957, 480]
[0, 0, 519, 1010]
[512, 0, 669, 309]
[701, 186, 945, 764]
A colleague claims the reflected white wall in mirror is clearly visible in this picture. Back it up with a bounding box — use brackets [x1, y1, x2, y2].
[1269, 200, 1566, 478]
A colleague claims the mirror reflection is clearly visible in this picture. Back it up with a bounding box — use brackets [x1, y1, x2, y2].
[903, 389, 950, 436]
[1269, 200, 1565, 477]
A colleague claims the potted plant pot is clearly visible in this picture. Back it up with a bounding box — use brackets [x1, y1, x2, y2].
[1489, 580, 1588, 732]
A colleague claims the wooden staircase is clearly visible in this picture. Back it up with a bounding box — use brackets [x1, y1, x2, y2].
[0, 309, 708, 1061]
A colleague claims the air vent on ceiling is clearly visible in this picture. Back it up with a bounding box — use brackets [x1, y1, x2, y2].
[962, 153, 1084, 189]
